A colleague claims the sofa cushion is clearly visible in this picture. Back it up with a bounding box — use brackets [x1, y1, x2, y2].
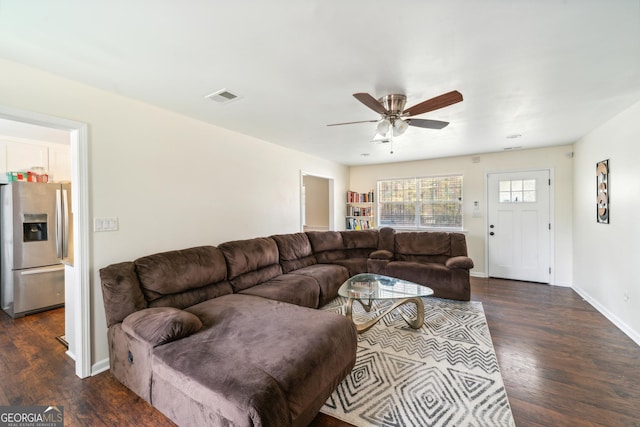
[122, 307, 203, 347]
[394, 231, 452, 264]
[395, 231, 451, 255]
[450, 232, 469, 256]
[288, 264, 350, 306]
[386, 261, 453, 285]
[134, 246, 228, 302]
[387, 260, 470, 301]
[165, 294, 357, 426]
[306, 231, 345, 262]
[99, 261, 148, 327]
[219, 238, 283, 291]
[331, 258, 369, 278]
[270, 233, 317, 274]
[146, 281, 234, 310]
[369, 249, 393, 260]
[239, 274, 320, 308]
[341, 229, 378, 250]
[378, 227, 395, 252]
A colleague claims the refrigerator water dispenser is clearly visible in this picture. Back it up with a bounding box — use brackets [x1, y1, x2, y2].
[22, 213, 48, 242]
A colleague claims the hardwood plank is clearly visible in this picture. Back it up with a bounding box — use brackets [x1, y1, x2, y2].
[1, 278, 639, 427]
[472, 278, 640, 427]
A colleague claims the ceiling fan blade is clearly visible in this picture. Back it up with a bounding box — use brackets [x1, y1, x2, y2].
[353, 93, 389, 115]
[327, 119, 377, 126]
[406, 118, 450, 129]
[403, 90, 463, 117]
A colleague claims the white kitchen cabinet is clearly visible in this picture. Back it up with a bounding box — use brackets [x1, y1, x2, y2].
[49, 145, 71, 182]
[0, 138, 71, 183]
[5, 141, 48, 173]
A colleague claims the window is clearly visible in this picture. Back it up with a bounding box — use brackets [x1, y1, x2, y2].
[377, 175, 463, 229]
[499, 179, 536, 203]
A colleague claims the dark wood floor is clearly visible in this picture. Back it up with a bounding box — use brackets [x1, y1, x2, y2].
[1, 278, 639, 426]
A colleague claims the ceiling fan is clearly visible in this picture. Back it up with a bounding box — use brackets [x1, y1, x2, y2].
[327, 90, 463, 137]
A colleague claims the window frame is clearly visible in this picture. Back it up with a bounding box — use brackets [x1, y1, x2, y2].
[376, 174, 464, 231]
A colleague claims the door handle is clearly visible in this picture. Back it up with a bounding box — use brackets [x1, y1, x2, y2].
[489, 232, 495, 236]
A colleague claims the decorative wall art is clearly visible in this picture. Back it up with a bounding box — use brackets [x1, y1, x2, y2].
[596, 159, 609, 224]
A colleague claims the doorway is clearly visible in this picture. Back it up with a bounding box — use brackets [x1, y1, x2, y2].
[487, 170, 551, 283]
[300, 172, 334, 231]
[0, 106, 90, 378]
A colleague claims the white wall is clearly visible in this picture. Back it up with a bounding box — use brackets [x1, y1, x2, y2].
[573, 99, 640, 345]
[349, 145, 574, 285]
[0, 58, 349, 369]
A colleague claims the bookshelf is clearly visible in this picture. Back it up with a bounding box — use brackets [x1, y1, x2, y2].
[346, 190, 375, 230]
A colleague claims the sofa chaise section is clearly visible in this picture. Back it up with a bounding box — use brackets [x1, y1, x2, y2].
[99, 245, 357, 427]
[153, 294, 357, 427]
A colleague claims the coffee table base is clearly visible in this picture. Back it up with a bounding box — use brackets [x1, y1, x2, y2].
[344, 296, 425, 333]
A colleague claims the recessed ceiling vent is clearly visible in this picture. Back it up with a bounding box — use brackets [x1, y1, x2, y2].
[205, 89, 241, 104]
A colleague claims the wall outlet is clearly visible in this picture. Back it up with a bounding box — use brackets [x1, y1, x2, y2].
[94, 217, 119, 232]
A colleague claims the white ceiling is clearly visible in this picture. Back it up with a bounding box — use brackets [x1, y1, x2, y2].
[1, 1, 639, 166]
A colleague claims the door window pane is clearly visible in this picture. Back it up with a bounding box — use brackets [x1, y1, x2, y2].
[499, 179, 536, 203]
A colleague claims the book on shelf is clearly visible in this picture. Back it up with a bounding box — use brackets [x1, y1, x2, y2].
[347, 190, 375, 203]
[346, 217, 374, 230]
[346, 205, 372, 217]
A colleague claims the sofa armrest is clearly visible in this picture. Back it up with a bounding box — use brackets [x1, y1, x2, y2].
[368, 250, 393, 275]
[369, 249, 394, 260]
[122, 307, 203, 347]
[445, 256, 474, 270]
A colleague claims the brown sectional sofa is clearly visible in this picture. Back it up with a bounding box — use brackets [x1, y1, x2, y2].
[99, 228, 473, 427]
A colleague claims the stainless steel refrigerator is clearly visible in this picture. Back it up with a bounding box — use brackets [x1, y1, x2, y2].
[1, 181, 73, 318]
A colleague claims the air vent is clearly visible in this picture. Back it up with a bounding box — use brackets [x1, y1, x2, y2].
[205, 89, 241, 104]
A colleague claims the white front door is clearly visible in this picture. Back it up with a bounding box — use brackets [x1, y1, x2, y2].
[487, 170, 551, 283]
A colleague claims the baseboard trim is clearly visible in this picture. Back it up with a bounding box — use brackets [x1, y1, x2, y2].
[552, 281, 572, 287]
[470, 271, 488, 278]
[91, 358, 110, 376]
[572, 285, 640, 348]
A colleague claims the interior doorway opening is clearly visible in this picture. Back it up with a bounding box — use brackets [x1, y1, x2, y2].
[300, 172, 334, 232]
[0, 106, 89, 378]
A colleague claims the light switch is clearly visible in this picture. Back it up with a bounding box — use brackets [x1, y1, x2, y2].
[94, 217, 119, 232]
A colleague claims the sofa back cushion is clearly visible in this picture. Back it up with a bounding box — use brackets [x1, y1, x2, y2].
[134, 246, 233, 308]
[100, 261, 148, 327]
[450, 232, 469, 257]
[270, 233, 317, 274]
[219, 237, 283, 292]
[378, 227, 395, 252]
[341, 230, 379, 258]
[394, 231, 452, 264]
[306, 231, 345, 263]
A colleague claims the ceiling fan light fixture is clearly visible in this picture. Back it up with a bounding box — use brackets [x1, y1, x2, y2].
[392, 118, 409, 136]
[377, 118, 391, 135]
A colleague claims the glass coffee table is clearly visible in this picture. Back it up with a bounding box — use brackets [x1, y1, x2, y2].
[338, 273, 434, 333]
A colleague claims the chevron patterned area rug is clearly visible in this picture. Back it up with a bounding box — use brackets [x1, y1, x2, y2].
[319, 296, 515, 427]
